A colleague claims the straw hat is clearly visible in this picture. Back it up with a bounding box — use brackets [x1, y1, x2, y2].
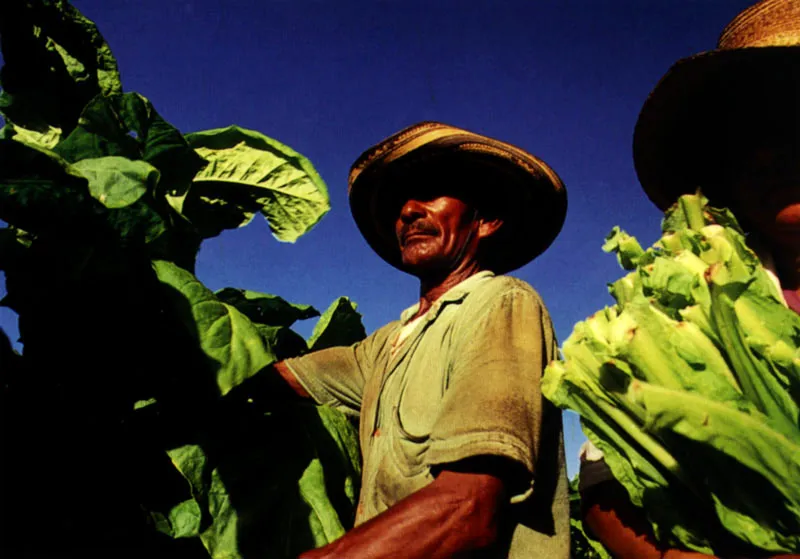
[348, 121, 567, 274]
[633, 0, 800, 210]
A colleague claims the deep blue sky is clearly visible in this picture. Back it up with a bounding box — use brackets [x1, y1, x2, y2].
[0, 0, 754, 475]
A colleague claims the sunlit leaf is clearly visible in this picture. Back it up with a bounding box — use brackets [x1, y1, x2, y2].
[308, 297, 367, 351]
[0, 122, 62, 150]
[152, 259, 277, 396]
[184, 126, 329, 241]
[72, 156, 159, 209]
[54, 93, 206, 198]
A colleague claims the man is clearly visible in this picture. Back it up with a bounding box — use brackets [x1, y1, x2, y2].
[264, 121, 570, 557]
[580, 1, 800, 557]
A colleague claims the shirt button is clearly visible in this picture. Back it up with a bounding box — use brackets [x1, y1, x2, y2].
[372, 428, 382, 438]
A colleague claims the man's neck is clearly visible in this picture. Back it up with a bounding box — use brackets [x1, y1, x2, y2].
[412, 261, 484, 319]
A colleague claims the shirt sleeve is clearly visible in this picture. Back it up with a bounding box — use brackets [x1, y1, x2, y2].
[282, 324, 394, 417]
[424, 284, 559, 499]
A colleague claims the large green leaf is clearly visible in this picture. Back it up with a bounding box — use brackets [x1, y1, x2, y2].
[308, 297, 367, 351]
[0, 0, 121, 134]
[152, 260, 278, 396]
[72, 156, 159, 209]
[183, 126, 329, 241]
[215, 287, 319, 327]
[161, 405, 360, 559]
[53, 93, 207, 198]
[0, 140, 168, 243]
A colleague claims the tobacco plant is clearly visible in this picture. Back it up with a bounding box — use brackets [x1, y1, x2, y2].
[0, 2, 362, 557]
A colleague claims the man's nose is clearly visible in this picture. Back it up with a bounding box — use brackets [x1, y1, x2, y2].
[399, 199, 427, 223]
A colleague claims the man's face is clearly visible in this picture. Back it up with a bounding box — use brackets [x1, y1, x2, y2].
[393, 190, 481, 274]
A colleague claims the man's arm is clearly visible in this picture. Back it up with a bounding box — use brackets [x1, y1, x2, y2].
[299, 458, 511, 559]
[581, 480, 708, 559]
[273, 361, 311, 398]
[581, 480, 800, 559]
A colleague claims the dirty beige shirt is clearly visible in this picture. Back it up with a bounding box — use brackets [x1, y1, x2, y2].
[285, 271, 570, 557]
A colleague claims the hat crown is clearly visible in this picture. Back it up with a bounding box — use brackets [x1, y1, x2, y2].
[719, 0, 800, 49]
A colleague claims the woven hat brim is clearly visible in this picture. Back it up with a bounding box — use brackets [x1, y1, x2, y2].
[348, 122, 567, 274]
[634, 45, 800, 210]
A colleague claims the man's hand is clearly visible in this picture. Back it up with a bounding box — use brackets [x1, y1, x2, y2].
[299, 457, 512, 559]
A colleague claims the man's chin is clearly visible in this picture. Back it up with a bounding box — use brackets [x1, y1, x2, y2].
[400, 254, 448, 276]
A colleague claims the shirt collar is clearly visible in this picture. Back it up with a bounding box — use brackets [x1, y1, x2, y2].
[399, 270, 495, 325]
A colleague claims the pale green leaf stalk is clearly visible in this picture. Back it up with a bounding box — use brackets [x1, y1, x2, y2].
[657, 228, 708, 256]
[662, 193, 707, 232]
[709, 283, 800, 437]
[629, 381, 800, 552]
[734, 286, 800, 362]
[678, 304, 718, 346]
[608, 272, 640, 307]
[603, 226, 645, 270]
[668, 320, 741, 396]
[572, 307, 617, 354]
[543, 360, 686, 488]
[609, 303, 690, 390]
[543, 359, 713, 551]
[543, 193, 800, 554]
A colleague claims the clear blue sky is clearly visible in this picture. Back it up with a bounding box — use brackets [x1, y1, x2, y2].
[0, 0, 754, 476]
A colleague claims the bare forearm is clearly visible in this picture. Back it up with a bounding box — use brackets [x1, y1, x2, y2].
[300, 470, 504, 559]
[581, 481, 664, 559]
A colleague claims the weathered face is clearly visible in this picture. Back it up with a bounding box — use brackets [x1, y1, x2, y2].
[393, 191, 481, 274]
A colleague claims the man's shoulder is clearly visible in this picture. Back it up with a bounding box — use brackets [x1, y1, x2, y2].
[362, 318, 403, 348]
[469, 274, 545, 306]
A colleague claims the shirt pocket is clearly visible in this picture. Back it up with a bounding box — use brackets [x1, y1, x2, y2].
[388, 367, 441, 475]
[394, 363, 442, 440]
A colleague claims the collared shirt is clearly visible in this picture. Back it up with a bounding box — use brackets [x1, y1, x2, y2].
[285, 271, 570, 557]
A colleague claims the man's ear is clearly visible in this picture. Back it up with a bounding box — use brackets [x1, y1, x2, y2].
[477, 217, 503, 240]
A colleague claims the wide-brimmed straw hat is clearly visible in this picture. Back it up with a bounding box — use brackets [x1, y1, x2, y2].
[633, 0, 800, 210]
[348, 121, 567, 274]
